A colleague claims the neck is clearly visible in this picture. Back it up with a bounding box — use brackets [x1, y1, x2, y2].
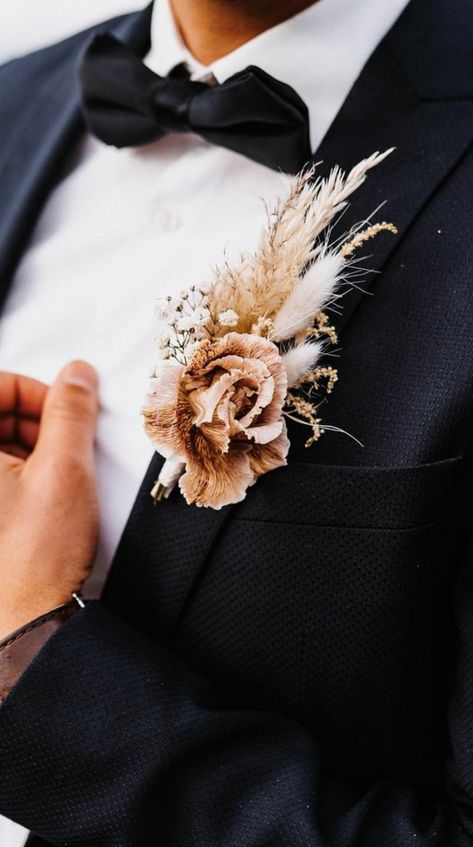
[170, 0, 318, 65]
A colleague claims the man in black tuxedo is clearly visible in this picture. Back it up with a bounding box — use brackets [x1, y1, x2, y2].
[0, 0, 472, 844]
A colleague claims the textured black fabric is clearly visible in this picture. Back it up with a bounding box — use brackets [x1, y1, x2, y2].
[79, 33, 312, 173]
[0, 0, 473, 844]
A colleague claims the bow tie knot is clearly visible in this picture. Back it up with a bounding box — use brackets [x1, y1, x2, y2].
[149, 77, 204, 133]
[79, 33, 312, 173]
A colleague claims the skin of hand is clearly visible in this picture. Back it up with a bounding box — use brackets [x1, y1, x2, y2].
[0, 361, 99, 641]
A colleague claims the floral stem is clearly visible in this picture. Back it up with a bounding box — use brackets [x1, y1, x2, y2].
[150, 457, 186, 503]
[150, 481, 168, 503]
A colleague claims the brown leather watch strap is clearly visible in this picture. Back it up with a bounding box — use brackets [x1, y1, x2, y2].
[0, 599, 83, 703]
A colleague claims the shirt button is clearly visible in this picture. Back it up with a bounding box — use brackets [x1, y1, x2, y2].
[152, 207, 181, 232]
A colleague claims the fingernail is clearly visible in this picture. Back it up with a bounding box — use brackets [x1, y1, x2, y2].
[61, 361, 98, 392]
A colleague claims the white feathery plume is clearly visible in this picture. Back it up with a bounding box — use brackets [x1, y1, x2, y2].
[270, 252, 343, 342]
[282, 342, 323, 387]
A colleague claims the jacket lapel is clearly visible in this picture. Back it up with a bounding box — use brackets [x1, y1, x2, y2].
[104, 0, 473, 640]
[313, 0, 473, 336]
[103, 451, 233, 641]
[0, 4, 153, 313]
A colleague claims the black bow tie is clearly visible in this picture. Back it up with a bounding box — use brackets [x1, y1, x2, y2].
[79, 33, 312, 173]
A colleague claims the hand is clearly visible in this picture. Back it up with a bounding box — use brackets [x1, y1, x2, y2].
[0, 361, 99, 640]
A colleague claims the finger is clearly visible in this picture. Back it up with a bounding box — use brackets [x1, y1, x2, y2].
[0, 416, 40, 448]
[0, 372, 48, 420]
[18, 418, 41, 448]
[0, 442, 29, 460]
[0, 416, 14, 441]
[0, 447, 23, 470]
[35, 360, 99, 465]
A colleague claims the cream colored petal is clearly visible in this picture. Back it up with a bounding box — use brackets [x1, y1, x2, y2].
[199, 419, 231, 455]
[249, 422, 290, 477]
[238, 374, 275, 429]
[142, 363, 187, 459]
[143, 362, 183, 410]
[190, 371, 235, 426]
[201, 353, 270, 383]
[254, 360, 288, 428]
[245, 419, 284, 445]
[179, 443, 255, 509]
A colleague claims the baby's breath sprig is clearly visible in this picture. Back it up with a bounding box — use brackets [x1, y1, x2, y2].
[155, 284, 245, 367]
[155, 285, 214, 366]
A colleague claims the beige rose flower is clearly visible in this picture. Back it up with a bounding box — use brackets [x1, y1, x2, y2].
[143, 333, 289, 509]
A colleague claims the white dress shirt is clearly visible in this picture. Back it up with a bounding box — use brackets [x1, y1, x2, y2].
[0, 0, 409, 842]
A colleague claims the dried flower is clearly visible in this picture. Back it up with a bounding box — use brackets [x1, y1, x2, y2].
[218, 309, 239, 327]
[340, 221, 398, 258]
[143, 333, 289, 509]
[176, 315, 196, 332]
[145, 151, 397, 507]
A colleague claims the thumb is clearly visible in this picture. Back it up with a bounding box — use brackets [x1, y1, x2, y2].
[35, 360, 99, 465]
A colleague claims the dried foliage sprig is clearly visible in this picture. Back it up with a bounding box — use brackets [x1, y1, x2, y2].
[143, 151, 397, 509]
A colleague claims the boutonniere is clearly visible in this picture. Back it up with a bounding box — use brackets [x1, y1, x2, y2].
[142, 150, 397, 509]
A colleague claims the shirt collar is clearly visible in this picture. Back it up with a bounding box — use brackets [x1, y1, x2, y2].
[145, 0, 206, 80]
[145, 0, 411, 153]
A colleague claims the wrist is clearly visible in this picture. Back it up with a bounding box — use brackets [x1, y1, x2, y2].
[0, 595, 85, 703]
[1, 593, 80, 642]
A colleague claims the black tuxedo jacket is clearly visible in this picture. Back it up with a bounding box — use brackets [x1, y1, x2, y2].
[0, 1, 473, 844]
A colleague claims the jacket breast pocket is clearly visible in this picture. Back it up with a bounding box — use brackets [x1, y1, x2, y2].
[231, 455, 465, 530]
[175, 456, 467, 766]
